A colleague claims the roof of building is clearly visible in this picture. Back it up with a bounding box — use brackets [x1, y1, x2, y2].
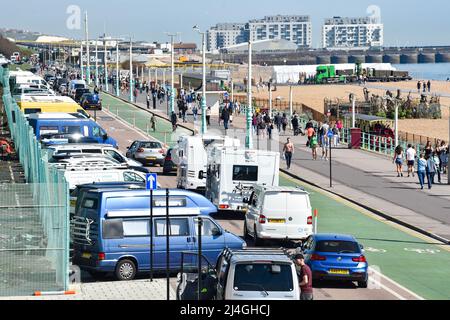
[223, 39, 298, 53]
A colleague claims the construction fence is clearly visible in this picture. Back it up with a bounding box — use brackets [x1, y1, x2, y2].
[0, 66, 69, 297]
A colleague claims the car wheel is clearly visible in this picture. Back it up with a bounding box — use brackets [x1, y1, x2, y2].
[115, 259, 137, 281]
[253, 224, 263, 246]
[243, 221, 251, 241]
[358, 276, 369, 288]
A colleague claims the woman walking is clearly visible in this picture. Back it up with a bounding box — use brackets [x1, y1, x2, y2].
[417, 153, 431, 190]
[393, 145, 404, 177]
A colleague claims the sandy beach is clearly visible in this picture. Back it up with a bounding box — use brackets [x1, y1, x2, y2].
[235, 80, 450, 142]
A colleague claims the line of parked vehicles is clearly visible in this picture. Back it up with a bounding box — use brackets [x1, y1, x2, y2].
[8, 65, 369, 300]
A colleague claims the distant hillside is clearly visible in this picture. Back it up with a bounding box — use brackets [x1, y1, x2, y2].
[0, 35, 33, 58]
[0, 28, 41, 41]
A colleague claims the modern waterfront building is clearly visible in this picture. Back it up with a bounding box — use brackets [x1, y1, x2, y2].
[322, 16, 383, 50]
[207, 15, 312, 51]
[207, 23, 247, 52]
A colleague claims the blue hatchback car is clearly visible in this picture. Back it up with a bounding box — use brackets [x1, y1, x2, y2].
[301, 234, 369, 288]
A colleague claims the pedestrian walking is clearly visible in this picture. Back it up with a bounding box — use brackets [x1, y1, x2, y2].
[267, 120, 274, 140]
[206, 107, 211, 126]
[321, 131, 329, 161]
[424, 141, 433, 158]
[292, 115, 300, 136]
[294, 254, 313, 301]
[310, 132, 319, 160]
[274, 113, 282, 132]
[332, 125, 340, 147]
[283, 138, 294, 170]
[146, 93, 151, 109]
[432, 152, 441, 183]
[427, 80, 431, 93]
[406, 144, 416, 177]
[427, 153, 437, 185]
[437, 140, 448, 175]
[281, 113, 288, 134]
[150, 114, 156, 132]
[170, 111, 178, 132]
[417, 153, 431, 190]
[306, 125, 315, 148]
[192, 104, 198, 122]
[222, 106, 230, 131]
[393, 145, 404, 177]
[417, 81, 421, 93]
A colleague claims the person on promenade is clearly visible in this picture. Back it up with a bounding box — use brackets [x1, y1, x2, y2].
[150, 114, 156, 132]
[283, 138, 294, 170]
[192, 104, 198, 122]
[206, 107, 211, 126]
[321, 130, 330, 161]
[431, 152, 441, 184]
[427, 153, 438, 185]
[417, 81, 421, 93]
[393, 145, 404, 177]
[437, 141, 448, 174]
[146, 93, 151, 109]
[281, 113, 288, 134]
[310, 132, 319, 160]
[292, 114, 300, 136]
[267, 120, 274, 140]
[417, 153, 431, 190]
[306, 125, 315, 148]
[427, 80, 431, 93]
[274, 113, 282, 132]
[170, 111, 178, 132]
[294, 254, 313, 301]
[222, 106, 230, 131]
[424, 141, 433, 158]
[406, 144, 416, 178]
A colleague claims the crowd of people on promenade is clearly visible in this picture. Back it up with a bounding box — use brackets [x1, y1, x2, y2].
[393, 140, 448, 190]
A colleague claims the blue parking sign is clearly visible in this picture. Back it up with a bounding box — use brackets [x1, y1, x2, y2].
[146, 173, 158, 191]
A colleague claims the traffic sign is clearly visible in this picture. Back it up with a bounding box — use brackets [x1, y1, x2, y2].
[146, 173, 158, 191]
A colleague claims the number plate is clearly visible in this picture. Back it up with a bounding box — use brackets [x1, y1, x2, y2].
[82, 253, 92, 259]
[329, 269, 349, 275]
[147, 157, 157, 160]
[268, 219, 286, 224]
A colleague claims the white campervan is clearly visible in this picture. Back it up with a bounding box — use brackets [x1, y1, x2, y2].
[174, 135, 240, 191]
[244, 186, 313, 246]
[204, 147, 280, 212]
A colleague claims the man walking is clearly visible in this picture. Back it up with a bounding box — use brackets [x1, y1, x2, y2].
[146, 93, 151, 109]
[283, 138, 294, 170]
[294, 254, 313, 301]
[406, 144, 416, 177]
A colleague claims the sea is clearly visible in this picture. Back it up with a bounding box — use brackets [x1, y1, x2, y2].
[393, 63, 450, 81]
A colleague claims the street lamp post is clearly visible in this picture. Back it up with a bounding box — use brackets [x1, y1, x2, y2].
[193, 26, 207, 134]
[80, 41, 84, 80]
[85, 12, 91, 84]
[116, 41, 120, 96]
[166, 33, 180, 115]
[395, 101, 399, 148]
[95, 38, 99, 86]
[129, 37, 133, 102]
[352, 94, 356, 128]
[104, 36, 109, 92]
[246, 41, 253, 149]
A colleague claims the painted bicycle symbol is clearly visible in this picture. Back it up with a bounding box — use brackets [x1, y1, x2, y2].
[404, 248, 441, 254]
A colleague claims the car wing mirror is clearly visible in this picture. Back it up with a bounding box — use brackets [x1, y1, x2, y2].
[243, 197, 249, 204]
[198, 171, 205, 180]
[211, 227, 222, 237]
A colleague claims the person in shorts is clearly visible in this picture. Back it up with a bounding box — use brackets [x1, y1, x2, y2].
[406, 144, 416, 178]
[393, 145, 404, 177]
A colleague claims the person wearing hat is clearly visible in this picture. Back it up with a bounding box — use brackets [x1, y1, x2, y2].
[294, 254, 313, 300]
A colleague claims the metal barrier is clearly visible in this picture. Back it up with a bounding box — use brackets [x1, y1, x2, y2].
[0, 66, 69, 296]
[341, 128, 423, 158]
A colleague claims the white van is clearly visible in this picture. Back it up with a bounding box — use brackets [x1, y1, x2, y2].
[204, 147, 280, 212]
[244, 186, 313, 246]
[174, 135, 240, 191]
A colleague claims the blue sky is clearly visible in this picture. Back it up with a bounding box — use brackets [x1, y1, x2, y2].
[1, 0, 449, 47]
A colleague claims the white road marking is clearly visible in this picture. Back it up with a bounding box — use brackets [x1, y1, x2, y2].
[404, 248, 441, 254]
[369, 267, 425, 300]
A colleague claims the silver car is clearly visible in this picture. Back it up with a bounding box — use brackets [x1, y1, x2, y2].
[126, 140, 166, 166]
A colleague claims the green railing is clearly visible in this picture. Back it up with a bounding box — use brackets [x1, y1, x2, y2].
[341, 128, 423, 159]
[0, 66, 69, 296]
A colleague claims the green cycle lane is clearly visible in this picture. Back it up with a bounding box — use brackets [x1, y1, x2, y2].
[99, 93, 192, 147]
[279, 174, 450, 300]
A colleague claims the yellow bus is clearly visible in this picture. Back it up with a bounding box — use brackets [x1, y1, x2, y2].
[16, 96, 90, 118]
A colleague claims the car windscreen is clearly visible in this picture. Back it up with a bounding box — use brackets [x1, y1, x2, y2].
[233, 263, 294, 292]
[315, 241, 360, 254]
[140, 142, 161, 149]
[232, 165, 258, 182]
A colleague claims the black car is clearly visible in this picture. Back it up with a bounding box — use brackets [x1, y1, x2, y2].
[74, 88, 91, 103]
[80, 93, 102, 111]
[163, 148, 177, 174]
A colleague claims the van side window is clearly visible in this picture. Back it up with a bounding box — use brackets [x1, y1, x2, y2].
[62, 126, 82, 134]
[123, 172, 145, 183]
[155, 218, 190, 237]
[194, 218, 219, 236]
[102, 219, 124, 239]
[82, 198, 98, 209]
[106, 150, 124, 163]
[92, 126, 101, 137]
[24, 108, 42, 115]
[123, 220, 150, 237]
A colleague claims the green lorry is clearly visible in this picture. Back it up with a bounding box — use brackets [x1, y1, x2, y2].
[315, 65, 347, 84]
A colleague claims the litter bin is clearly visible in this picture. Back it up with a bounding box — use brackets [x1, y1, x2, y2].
[349, 128, 362, 149]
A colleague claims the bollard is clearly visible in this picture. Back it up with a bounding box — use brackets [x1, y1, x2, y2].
[313, 209, 318, 234]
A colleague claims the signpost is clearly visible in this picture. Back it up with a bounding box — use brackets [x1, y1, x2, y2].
[328, 130, 334, 188]
[165, 188, 170, 300]
[197, 217, 203, 301]
[146, 173, 158, 282]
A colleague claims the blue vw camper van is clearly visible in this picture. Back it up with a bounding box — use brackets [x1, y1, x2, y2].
[72, 188, 245, 280]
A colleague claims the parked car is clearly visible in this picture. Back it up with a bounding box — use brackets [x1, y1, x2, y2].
[244, 186, 313, 246]
[80, 93, 102, 111]
[72, 188, 245, 280]
[74, 88, 91, 102]
[163, 148, 177, 174]
[300, 234, 369, 288]
[126, 140, 166, 166]
[176, 248, 300, 300]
